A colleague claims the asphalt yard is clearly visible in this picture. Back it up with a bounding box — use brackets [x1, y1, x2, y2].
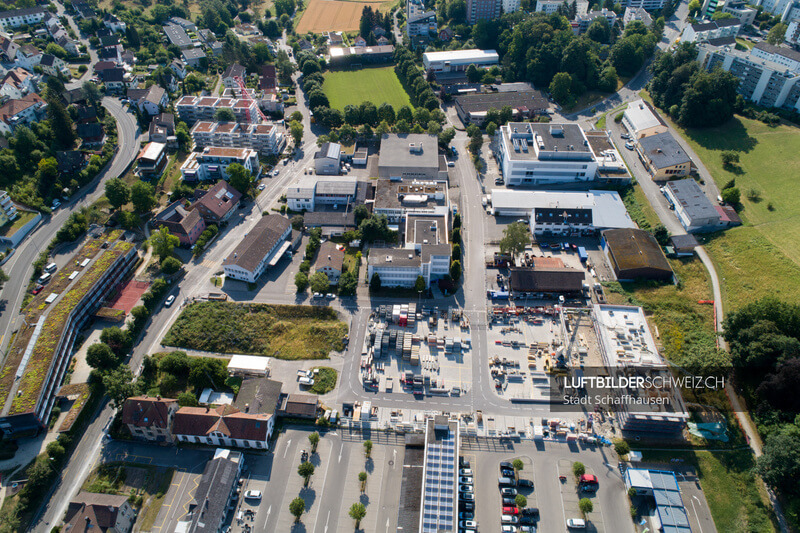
[150, 468, 203, 533]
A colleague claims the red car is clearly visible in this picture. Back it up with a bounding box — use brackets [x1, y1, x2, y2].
[32, 284, 43, 295]
[502, 507, 519, 515]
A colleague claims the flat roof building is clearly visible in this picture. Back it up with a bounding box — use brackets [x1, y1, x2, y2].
[419, 417, 460, 533]
[374, 180, 449, 223]
[378, 133, 448, 182]
[177, 96, 261, 125]
[664, 179, 721, 233]
[601, 228, 673, 281]
[490, 189, 635, 235]
[637, 132, 693, 181]
[508, 264, 586, 295]
[163, 23, 193, 49]
[190, 121, 285, 155]
[422, 49, 499, 71]
[223, 214, 292, 283]
[498, 122, 600, 185]
[454, 89, 549, 125]
[286, 177, 358, 212]
[622, 99, 668, 139]
[625, 469, 692, 533]
[180, 146, 260, 182]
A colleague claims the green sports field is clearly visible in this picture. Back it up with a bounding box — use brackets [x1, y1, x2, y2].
[322, 67, 412, 111]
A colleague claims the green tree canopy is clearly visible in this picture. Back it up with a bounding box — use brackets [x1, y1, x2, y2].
[227, 163, 252, 194]
[500, 221, 530, 259]
[105, 178, 130, 210]
[151, 226, 179, 261]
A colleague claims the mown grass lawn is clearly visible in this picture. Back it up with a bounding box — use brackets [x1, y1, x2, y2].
[654, 112, 800, 310]
[162, 302, 348, 359]
[640, 449, 775, 532]
[322, 67, 412, 111]
[310, 366, 338, 394]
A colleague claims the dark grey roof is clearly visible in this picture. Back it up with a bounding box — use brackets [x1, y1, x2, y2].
[378, 133, 439, 169]
[222, 63, 246, 79]
[753, 42, 800, 64]
[0, 7, 45, 18]
[691, 21, 719, 31]
[509, 266, 585, 293]
[315, 142, 341, 160]
[225, 214, 290, 272]
[184, 451, 241, 533]
[408, 10, 436, 23]
[601, 228, 673, 278]
[233, 378, 282, 415]
[669, 233, 699, 250]
[369, 248, 422, 267]
[303, 211, 356, 228]
[714, 17, 741, 27]
[705, 36, 736, 46]
[666, 179, 718, 221]
[101, 68, 126, 82]
[638, 132, 691, 169]
[99, 34, 119, 47]
[163, 23, 192, 47]
[455, 89, 549, 114]
[182, 48, 206, 60]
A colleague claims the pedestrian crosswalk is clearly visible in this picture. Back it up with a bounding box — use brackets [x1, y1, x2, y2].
[200, 259, 217, 269]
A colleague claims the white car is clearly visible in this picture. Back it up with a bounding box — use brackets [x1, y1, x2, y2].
[501, 515, 519, 524]
[459, 520, 477, 529]
[460, 484, 474, 493]
[298, 376, 314, 386]
[460, 492, 475, 501]
[244, 490, 262, 500]
[500, 488, 517, 496]
[165, 295, 175, 307]
[447, 160, 455, 167]
[625, 142, 635, 150]
[459, 476, 473, 484]
[566, 518, 586, 529]
[501, 526, 518, 533]
[257, 183, 266, 191]
[313, 292, 323, 298]
[459, 468, 473, 476]
[325, 293, 336, 299]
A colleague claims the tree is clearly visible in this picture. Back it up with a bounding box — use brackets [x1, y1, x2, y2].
[290, 120, 304, 145]
[586, 17, 611, 44]
[309, 432, 320, 452]
[721, 150, 740, 168]
[289, 497, 305, 522]
[652, 224, 670, 246]
[131, 181, 156, 214]
[298, 461, 315, 485]
[549, 72, 573, 106]
[579, 498, 594, 516]
[100, 327, 130, 357]
[515, 494, 527, 509]
[469, 134, 483, 155]
[161, 256, 182, 275]
[414, 275, 426, 293]
[339, 271, 358, 296]
[309, 271, 330, 294]
[105, 178, 130, 210]
[688, 0, 701, 14]
[86, 343, 118, 369]
[36, 157, 59, 198]
[613, 439, 631, 456]
[47, 98, 75, 148]
[512, 459, 524, 478]
[364, 439, 373, 458]
[227, 163, 252, 194]
[450, 259, 462, 281]
[573, 462, 586, 477]
[0, 268, 8, 289]
[500, 222, 530, 260]
[214, 108, 236, 122]
[485, 121, 498, 136]
[466, 64, 482, 83]
[378, 102, 396, 124]
[102, 366, 136, 407]
[295, 272, 309, 292]
[721, 187, 740, 206]
[290, 111, 303, 123]
[151, 226, 179, 261]
[757, 433, 800, 493]
[82, 81, 102, 107]
[349, 502, 367, 528]
[767, 23, 788, 45]
[177, 392, 198, 407]
[370, 272, 381, 291]
[599, 65, 619, 92]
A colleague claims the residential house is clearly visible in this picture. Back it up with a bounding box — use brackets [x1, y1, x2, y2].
[62, 87, 86, 106]
[137, 142, 168, 180]
[39, 54, 69, 77]
[76, 105, 97, 124]
[181, 48, 206, 68]
[210, 41, 224, 56]
[259, 64, 277, 92]
[121, 395, 179, 443]
[438, 28, 453, 41]
[170, 59, 187, 80]
[72, 1, 97, 20]
[636, 132, 693, 180]
[327, 31, 344, 46]
[353, 36, 367, 47]
[297, 38, 313, 51]
[222, 63, 246, 89]
[93, 61, 116, 75]
[181, 147, 260, 182]
[192, 180, 243, 224]
[406, 11, 437, 37]
[15, 44, 42, 71]
[56, 150, 85, 176]
[153, 200, 206, 246]
[63, 492, 136, 533]
[197, 28, 216, 45]
[222, 214, 291, 283]
[0, 7, 46, 30]
[103, 13, 127, 32]
[160, 69, 178, 93]
[169, 16, 197, 32]
[148, 112, 175, 144]
[77, 122, 105, 145]
[0, 93, 46, 135]
[127, 85, 167, 115]
[101, 68, 129, 93]
[312, 241, 345, 283]
[172, 404, 274, 449]
[1, 68, 34, 99]
[54, 31, 80, 56]
[0, 36, 19, 61]
[575, 8, 618, 34]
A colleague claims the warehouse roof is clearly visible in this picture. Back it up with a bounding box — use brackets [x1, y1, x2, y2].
[623, 99, 665, 133]
[423, 49, 499, 63]
[454, 89, 549, 114]
[491, 189, 635, 229]
[379, 133, 439, 169]
[638, 132, 691, 169]
[665, 179, 718, 222]
[224, 214, 290, 272]
[509, 266, 585, 293]
[602, 228, 672, 277]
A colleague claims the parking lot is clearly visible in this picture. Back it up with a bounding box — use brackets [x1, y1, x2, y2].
[461, 438, 634, 533]
[360, 305, 474, 395]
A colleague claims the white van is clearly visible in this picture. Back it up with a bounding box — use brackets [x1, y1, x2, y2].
[45, 262, 58, 273]
[37, 272, 52, 285]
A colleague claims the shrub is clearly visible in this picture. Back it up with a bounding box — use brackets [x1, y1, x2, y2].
[613, 439, 630, 456]
[573, 462, 586, 477]
[160, 256, 181, 275]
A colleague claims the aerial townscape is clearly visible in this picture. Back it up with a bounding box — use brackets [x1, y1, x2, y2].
[1, 0, 800, 531]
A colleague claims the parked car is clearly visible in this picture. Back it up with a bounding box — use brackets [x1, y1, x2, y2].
[566, 518, 586, 529]
[460, 484, 474, 493]
[257, 183, 266, 191]
[625, 142, 635, 150]
[500, 488, 518, 496]
[458, 512, 474, 520]
[165, 295, 176, 307]
[460, 468, 473, 476]
[518, 479, 534, 488]
[51, 199, 61, 209]
[459, 520, 477, 529]
[500, 469, 515, 478]
[298, 376, 314, 386]
[501, 515, 519, 524]
[244, 490, 262, 500]
[521, 508, 540, 518]
[620, 133, 630, 139]
[459, 501, 475, 511]
[502, 507, 520, 515]
[502, 497, 516, 506]
[460, 492, 475, 501]
[32, 284, 43, 295]
[459, 476, 473, 484]
[495, 178, 504, 185]
[501, 526, 518, 533]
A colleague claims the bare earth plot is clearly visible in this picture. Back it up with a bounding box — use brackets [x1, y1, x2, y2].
[297, 0, 387, 33]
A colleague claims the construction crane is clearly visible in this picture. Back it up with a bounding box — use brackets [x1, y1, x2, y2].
[233, 75, 268, 123]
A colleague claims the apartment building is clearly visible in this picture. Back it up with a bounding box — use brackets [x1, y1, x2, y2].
[0, 7, 46, 29]
[681, 17, 741, 42]
[180, 146, 261, 181]
[190, 121, 285, 155]
[466, 0, 501, 23]
[176, 95, 261, 125]
[0, 190, 17, 226]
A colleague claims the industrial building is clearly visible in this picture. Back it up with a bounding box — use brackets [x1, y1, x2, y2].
[422, 49, 499, 72]
[374, 180, 449, 223]
[378, 134, 449, 181]
[508, 261, 586, 296]
[419, 417, 460, 532]
[625, 469, 693, 533]
[490, 189, 635, 235]
[314, 142, 342, 175]
[622, 99, 668, 140]
[636, 132, 693, 181]
[453, 88, 549, 124]
[593, 304, 689, 435]
[601, 228, 674, 281]
[664, 179, 724, 233]
[497, 123, 600, 185]
[222, 214, 292, 283]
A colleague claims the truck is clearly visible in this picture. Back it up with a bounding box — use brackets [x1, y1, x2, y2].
[577, 246, 588, 263]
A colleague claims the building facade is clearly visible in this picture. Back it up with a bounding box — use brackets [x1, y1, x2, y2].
[466, 0, 501, 23]
[180, 146, 260, 182]
[121, 396, 179, 443]
[176, 95, 261, 125]
[190, 121, 285, 155]
[223, 214, 292, 283]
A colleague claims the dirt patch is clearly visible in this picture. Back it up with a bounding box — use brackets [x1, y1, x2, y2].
[297, 0, 387, 33]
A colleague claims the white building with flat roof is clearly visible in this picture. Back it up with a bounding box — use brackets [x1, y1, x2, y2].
[180, 146, 260, 182]
[422, 49, 499, 71]
[497, 123, 599, 186]
[622, 99, 668, 139]
[285, 177, 358, 212]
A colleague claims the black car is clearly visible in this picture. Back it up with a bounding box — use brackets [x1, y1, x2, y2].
[501, 468, 515, 478]
[519, 514, 538, 525]
[500, 461, 514, 470]
[459, 501, 474, 511]
[518, 479, 534, 488]
[521, 508, 540, 518]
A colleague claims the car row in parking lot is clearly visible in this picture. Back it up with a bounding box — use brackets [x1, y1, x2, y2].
[497, 461, 538, 533]
[458, 459, 476, 532]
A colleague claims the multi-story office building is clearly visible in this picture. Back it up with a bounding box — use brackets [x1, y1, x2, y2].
[190, 121, 285, 155]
